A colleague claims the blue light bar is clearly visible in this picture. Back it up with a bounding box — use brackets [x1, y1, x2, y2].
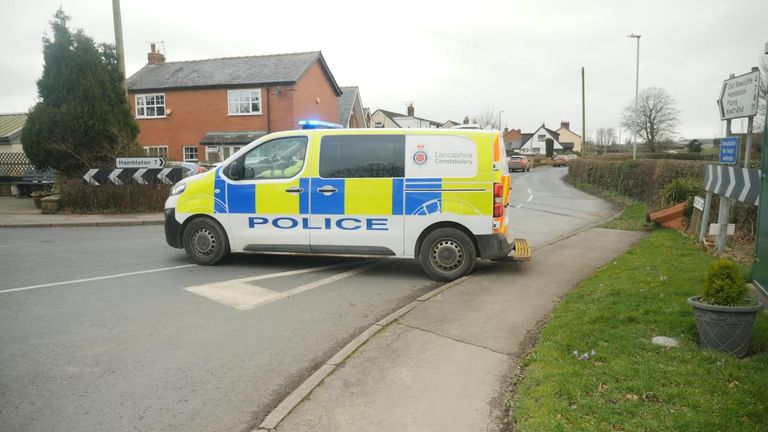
[298, 119, 343, 130]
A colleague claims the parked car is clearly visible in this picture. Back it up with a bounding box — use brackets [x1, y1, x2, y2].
[552, 155, 570, 167]
[166, 162, 207, 177]
[508, 155, 532, 172]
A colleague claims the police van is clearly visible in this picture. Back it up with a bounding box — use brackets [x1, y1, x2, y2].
[164, 128, 529, 281]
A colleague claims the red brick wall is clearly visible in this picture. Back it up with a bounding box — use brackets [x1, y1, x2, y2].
[129, 59, 338, 161]
[292, 61, 339, 126]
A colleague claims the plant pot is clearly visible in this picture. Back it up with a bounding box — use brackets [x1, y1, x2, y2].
[687, 296, 763, 357]
[33, 196, 42, 209]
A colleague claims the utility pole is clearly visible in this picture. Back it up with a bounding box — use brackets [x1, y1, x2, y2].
[581, 67, 586, 156]
[627, 34, 641, 159]
[744, 66, 760, 168]
[112, 0, 128, 97]
[498, 110, 504, 131]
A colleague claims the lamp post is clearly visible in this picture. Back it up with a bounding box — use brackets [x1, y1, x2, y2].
[627, 33, 641, 159]
[498, 110, 504, 131]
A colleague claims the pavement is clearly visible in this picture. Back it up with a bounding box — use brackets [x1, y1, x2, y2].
[258, 227, 646, 432]
[0, 196, 163, 227]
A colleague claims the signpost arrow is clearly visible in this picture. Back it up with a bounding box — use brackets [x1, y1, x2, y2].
[717, 70, 760, 120]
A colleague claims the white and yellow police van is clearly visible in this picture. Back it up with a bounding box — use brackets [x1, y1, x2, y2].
[164, 127, 529, 281]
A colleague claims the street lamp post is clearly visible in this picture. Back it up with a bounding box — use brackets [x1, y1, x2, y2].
[498, 110, 504, 131]
[627, 33, 641, 159]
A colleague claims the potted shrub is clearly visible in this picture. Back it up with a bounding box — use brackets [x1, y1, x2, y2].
[688, 259, 763, 357]
[30, 190, 46, 209]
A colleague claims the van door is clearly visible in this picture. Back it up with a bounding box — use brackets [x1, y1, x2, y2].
[223, 135, 311, 252]
[310, 134, 405, 256]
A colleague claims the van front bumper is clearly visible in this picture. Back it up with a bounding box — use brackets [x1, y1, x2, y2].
[476, 234, 513, 260]
[165, 208, 183, 249]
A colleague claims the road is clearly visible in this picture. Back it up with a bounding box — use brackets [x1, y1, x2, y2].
[0, 167, 614, 432]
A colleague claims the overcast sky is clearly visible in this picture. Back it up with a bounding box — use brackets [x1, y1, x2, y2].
[2, 0, 767, 140]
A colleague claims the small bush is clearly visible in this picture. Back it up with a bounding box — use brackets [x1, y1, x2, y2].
[661, 177, 703, 206]
[58, 176, 170, 213]
[701, 259, 748, 306]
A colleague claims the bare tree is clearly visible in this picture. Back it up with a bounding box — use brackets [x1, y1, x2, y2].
[472, 109, 500, 130]
[594, 128, 617, 154]
[621, 87, 680, 153]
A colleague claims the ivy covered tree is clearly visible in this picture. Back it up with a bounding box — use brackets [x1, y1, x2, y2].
[545, 138, 554, 158]
[22, 9, 140, 176]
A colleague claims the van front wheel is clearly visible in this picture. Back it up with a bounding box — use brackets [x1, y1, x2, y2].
[183, 218, 230, 265]
[418, 228, 476, 281]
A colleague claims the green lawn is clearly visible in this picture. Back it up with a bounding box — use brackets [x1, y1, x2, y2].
[511, 228, 768, 431]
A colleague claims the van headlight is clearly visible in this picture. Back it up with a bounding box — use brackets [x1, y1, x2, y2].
[170, 182, 187, 196]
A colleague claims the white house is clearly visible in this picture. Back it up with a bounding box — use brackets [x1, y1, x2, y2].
[519, 124, 563, 155]
[370, 104, 443, 128]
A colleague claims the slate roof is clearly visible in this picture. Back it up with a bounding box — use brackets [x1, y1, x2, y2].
[127, 51, 341, 95]
[0, 113, 27, 142]
[338, 86, 359, 126]
[376, 109, 408, 124]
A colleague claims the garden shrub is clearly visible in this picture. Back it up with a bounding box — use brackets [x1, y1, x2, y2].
[701, 259, 747, 306]
[58, 176, 170, 213]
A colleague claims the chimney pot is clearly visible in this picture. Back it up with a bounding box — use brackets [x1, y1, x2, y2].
[561, 121, 570, 130]
[147, 44, 166, 65]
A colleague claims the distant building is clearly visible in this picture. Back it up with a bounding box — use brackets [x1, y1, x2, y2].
[0, 113, 27, 154]
[127, 47, 342, 162]
[338, 86, 367, 128]
[0, 113, 32, 196]
[370, 104, 443, 128]
[519, 124, 563, 155]
[555, 121, 582, 153]
[503, 128, 522, 153]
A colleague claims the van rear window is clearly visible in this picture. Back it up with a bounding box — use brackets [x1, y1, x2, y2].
[319, 135, 405, 178]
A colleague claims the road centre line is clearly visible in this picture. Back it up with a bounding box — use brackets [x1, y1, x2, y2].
[0, 264, 197, 294]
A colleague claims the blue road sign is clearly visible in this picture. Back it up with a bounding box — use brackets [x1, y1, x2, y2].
[720, 137, 738, 164]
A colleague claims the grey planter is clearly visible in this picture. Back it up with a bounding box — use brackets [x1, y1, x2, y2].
[688, 296, 763, 357]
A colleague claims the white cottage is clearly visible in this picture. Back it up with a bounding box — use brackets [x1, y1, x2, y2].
[519, 124, 563, 155]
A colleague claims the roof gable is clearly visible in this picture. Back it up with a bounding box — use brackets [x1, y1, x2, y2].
[0, 113, 27, 142]
[338, 86, 359, 125]
[127, 51, 341, 95]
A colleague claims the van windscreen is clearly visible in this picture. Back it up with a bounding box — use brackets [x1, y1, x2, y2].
[319, 135, 405, 178]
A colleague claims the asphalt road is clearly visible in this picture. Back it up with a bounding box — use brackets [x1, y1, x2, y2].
[0, 166, 615, 432]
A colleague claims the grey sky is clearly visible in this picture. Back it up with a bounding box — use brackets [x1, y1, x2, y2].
[2, 0, 767, 140]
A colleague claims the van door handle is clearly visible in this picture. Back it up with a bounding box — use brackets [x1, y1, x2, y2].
[284, 186, 304, 193]
[316, 185, 338, 194]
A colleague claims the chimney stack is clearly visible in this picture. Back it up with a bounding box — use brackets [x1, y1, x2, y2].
[560, 121, 570, 130]
[407, 103, 414, 117]
[504, 127, 509, 134]
[463, 116, 470, 124]
[147, 43, 166, 65]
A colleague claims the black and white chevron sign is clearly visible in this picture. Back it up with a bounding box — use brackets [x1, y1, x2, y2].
[704, 164, 761, 205]
[83, 168, 183, 186]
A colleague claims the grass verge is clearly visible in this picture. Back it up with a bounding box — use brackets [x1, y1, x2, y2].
[510, 229, 768, 431]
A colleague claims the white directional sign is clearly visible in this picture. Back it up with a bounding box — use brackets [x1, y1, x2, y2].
[83, 169, 100, 186]
[133, 168, 149, 185]
[718, 70, 760, 120]
[116, 157, 165, 169]
[108, 168, 124, 185]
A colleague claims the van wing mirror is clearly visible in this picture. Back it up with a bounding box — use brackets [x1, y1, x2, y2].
[229, 160, 241, 180]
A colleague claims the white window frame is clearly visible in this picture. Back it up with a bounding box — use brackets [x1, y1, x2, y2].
[135, 93, 166, 118]
[537, 134, 545, 142]
[183, 146, 199, 162]
[144, 146, 168, 159]
[228, 89, 262, 116]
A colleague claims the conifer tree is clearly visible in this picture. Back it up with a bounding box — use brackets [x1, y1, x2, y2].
[23, 9, 140, 176]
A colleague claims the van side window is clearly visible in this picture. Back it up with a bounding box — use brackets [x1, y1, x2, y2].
[319, 135, 405, 178]
[239, 136, 308, 180]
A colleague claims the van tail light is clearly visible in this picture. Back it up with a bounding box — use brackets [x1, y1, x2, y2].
[493, 182, 504, 217]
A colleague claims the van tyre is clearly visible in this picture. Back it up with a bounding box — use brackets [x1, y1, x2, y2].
[183, 218, 230, 265]
[419, 228, 476, 282]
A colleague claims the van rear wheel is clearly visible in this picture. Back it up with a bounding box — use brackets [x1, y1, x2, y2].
[418, 228, 476, 282]
[183, 218, 230, 265]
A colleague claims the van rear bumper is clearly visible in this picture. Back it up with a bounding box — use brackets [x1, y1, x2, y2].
[476, 234, 513, 259]
[165, 208, 183, 249]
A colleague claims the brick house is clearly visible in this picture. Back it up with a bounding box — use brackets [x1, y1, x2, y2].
[126, 47, 342, 162]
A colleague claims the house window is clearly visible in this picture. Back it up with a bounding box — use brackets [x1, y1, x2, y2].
[374, 122, 384, 128]
[183, 146, 199, 162]
[228, 89, 262, 115]
[144, 146, 168, 159]
[537, 134, 545, 142]
[135, 94, 166, 118]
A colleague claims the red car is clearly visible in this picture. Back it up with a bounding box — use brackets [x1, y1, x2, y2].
[552, 155, 570, 167]
[508, 155, 532, 172]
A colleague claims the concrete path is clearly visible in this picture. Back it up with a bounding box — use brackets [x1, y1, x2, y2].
[268, 228, 646, 432]
[0, 197, 162, 227]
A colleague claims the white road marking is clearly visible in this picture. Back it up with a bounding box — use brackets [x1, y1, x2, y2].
[184, 261, 380, 310]
[527, 194, 533, 202]
[515, 204, 522, 208]
[527, 188, 532, 194]
[0, 264, 197, 294]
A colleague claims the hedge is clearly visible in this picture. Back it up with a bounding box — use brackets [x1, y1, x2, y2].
[58, 176, 170, 213]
